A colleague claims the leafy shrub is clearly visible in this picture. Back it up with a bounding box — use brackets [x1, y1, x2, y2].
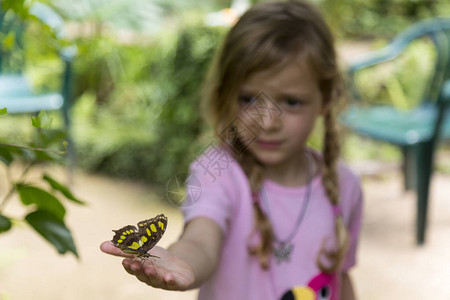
[318, 0, 450, 38]
[0, 110, 84, 257]
[73, 22, 226, 184]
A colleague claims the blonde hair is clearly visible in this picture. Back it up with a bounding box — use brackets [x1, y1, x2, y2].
[202, 0, 348, 273]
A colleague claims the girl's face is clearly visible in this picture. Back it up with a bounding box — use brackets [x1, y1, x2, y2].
[237, 58, 324, 169]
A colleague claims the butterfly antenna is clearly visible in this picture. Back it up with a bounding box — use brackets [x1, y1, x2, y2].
[131, 256, 138, 265]
[149, 257, 158, 276]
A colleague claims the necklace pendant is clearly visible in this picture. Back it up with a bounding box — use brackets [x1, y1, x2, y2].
[273, 242, 293, 264]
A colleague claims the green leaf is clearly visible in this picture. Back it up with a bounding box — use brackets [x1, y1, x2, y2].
[0, 108, 7, 115]
[1, 0, 29, 19]
[31, 110, 53, 129]
[2, 32, 16, 51]
[0, 146, 13, 166]
[0, 214, 12, 233]
[16, 184, 66, 221]
[34, 150, 61, 162]
[43, 174, 86, 205]
[40, 129, 67, 147]
[25, 210, 78, 257]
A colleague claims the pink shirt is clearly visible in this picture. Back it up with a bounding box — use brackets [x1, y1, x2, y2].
[182, 146, 363, 300]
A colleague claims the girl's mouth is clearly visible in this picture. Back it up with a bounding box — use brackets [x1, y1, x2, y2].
[256, 140, 282, 149]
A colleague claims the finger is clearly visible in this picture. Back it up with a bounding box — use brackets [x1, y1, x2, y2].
[131, 261, 165, 287]
[100, 241, 133, 258]
[122, 258, 148, 275]
[123, 260, 146, 278]
[141, 260, 169, 286]
[160, 272, 187, 291]
[125, 260, 184, 290]
[126, 262, 152, 285]
[122, 258, 135, 275]
[160, 272, 177, 290]
[129, 260, 145, 273]
[142, 262, 160, 278]
[142, 265, 179, 291]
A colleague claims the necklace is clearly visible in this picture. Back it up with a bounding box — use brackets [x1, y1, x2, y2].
[260, 150, 313, 264]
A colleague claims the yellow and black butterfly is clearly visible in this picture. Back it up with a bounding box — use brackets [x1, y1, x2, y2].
[111, 214, 168, 260]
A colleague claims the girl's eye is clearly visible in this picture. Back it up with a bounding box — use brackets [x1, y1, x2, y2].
[284, 98, 304, 108]
[238, 95, 257, 105]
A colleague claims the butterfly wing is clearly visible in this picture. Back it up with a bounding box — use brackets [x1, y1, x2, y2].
[111, 225, 140, 254]
[137, 214, 168, 253]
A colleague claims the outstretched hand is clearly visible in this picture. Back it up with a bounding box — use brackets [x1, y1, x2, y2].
[100, 241, 195, 291]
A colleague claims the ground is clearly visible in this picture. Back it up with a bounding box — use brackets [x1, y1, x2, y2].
[1, 159, 449, 300]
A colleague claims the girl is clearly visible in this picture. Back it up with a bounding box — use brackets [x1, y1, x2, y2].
[101, 1, 363, 299]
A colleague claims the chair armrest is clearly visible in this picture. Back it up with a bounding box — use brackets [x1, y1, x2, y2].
[345, 39, 405, 102]
[348, 18, 450, 74]
[348, 43, 404, 74]
[345, 45, 400, 102]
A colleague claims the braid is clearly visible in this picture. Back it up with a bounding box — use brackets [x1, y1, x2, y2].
[317, 107, 350, 273]
[240, 151, 274, 270]
[226, 127, 273, 270]
[322, 108, 340, 206]
[249, 200, 274, 269]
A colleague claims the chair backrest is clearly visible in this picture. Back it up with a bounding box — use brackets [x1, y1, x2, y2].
[391, 19, 450, 143]
[347, 18, 450, 144]
[350, 18, 450, 106]
[404, 19, 450, 106]
[406, 19, 450, 142]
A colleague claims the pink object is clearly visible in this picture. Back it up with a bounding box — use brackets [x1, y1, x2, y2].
[308, 272, 338, 300]
[182, 146, 363, 300]
[280, 272, 338, 300]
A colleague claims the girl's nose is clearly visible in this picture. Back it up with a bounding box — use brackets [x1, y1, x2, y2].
[260, 108, 282, 131]
[243, 93, 282, 132]
[258, 100, 282, 132]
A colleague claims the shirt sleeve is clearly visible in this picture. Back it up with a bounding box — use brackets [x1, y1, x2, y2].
[180, 153, 237, 235]
[341, 176, 364, 272]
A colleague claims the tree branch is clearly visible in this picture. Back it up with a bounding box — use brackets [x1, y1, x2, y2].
[0, 142, 65, 155]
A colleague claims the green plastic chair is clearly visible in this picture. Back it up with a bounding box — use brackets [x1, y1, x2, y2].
[0, 2, 76, 167]
[341, 18, 450, 245]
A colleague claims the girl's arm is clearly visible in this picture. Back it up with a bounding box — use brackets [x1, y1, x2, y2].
[341, 272, 357, 300]
[167, 216, 224, 288]
[100, 217, 223, 291]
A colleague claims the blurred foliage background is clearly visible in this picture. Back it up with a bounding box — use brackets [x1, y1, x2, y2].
[1, 0, 450, 188]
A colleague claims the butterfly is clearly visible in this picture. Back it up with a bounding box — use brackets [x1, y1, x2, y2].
[111, 214, 168, 260]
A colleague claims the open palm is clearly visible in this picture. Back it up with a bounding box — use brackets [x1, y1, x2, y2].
[100, 241, 195, 291]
